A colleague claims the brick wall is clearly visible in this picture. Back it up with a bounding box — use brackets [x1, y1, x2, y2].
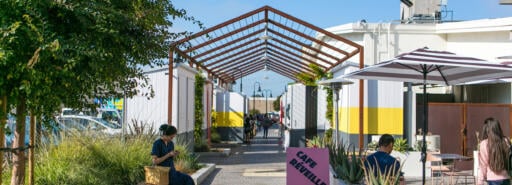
[248, 97, 276, 114]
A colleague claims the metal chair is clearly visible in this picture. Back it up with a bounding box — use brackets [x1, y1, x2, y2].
[427, 152, 451, 185]
[442, 159, 475, 185]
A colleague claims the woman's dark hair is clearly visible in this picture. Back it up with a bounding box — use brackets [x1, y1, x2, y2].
[159, 124, 177, 136]
[482, 117, 508, 172]
[378, 134, 395, 147]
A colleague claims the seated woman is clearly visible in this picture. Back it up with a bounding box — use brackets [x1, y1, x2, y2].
[151, 124, 195, 185]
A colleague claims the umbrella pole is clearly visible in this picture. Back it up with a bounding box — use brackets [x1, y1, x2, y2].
[334, 85, 339, 148]
[422, 70, 428, 185]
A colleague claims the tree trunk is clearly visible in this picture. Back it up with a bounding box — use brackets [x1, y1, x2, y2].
[0, 96, 7, 185]
[11, 96, 27, 185]
[28, 114, 35, 185]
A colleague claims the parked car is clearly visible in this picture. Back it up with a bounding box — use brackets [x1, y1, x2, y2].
[4, 115, 30, 148]
[61, 107, 122, 126]
[57, 115, 121, 135]
[4, 115, 60, 148]
[96, 108, 122, 126]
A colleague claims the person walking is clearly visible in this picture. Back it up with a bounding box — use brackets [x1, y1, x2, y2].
[244, 114, 252, 144]
[262, 115, 271, 139]
[477, 117, 510, 185]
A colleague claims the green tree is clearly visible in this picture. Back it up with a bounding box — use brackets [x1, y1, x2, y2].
[273, 95, 281, 112]
[0, 1, 202, 184]
[296, 63, 329, 86]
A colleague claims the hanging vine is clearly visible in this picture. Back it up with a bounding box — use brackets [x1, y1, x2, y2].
[295, 63, 334, 127]
[194, 73, 205, 144]
[324, 82, 334, 127]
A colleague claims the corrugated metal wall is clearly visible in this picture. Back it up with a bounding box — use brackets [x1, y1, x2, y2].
[126, 68, 169, 132]
[428, 103, 511, 156]
[214, 92, 245, 127]
[125, 64, 198, 135]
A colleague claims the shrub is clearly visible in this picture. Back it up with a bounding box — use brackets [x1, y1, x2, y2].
[35, 132, 152, 185]
[324, 128, 333, 142]
[306, 136, 330, 148]
[367, 141, 378, 151]
[174, 134, 203, 174]
[210, 128, 221, 143]
[31, 128, 202, 184]
[194, 138, 209, 152]
[393, 138, 408, 153]
[363, 159, 403, 185]
[327, 142, 364, 184]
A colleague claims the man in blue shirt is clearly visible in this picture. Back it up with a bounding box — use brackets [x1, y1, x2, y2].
[364, 134, 402, 178]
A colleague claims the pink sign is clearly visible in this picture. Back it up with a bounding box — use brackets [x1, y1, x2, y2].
[286, 147, 329, 185]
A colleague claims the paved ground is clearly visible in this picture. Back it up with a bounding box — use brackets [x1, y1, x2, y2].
[198, 127, 476, 185]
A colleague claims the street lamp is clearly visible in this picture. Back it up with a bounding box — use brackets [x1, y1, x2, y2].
[253, 82, 261, 114]
[262, 89, 272, 116]
[238, 67, 243, 93]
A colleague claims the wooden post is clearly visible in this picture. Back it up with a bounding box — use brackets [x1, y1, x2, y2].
[0, 96, 6, 185]
[28, 114, 35, 185]
[168, 50, 174, 125]
[358, 47, 365, 151]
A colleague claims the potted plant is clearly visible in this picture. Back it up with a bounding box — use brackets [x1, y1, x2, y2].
[328, 142, 365, 185]
[367, 141, 378, 152]
[362, 159, 403, 185]
[306, 135, 330, 148]
[393, 138, 409, 153]
[388, 138, 424, 177]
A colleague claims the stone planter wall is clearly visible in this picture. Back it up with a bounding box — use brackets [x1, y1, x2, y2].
[191, 163, 216, 185]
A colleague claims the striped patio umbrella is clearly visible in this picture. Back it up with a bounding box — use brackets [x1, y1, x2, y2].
[344, 47, 512, 184]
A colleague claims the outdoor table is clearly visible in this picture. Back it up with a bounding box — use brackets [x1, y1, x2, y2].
[432, 153, 471, 161]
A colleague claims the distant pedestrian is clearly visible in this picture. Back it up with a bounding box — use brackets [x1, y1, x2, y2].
[263, 115, 272, 139]
[249, 115, 256, 138]
[244, 114, 252, 144]
[256, 114, 262, 131]
[477, 117, 510, 185]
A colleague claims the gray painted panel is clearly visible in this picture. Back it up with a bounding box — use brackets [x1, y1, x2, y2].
[289, 129, 306, 147]
[216, 127, 243, 143]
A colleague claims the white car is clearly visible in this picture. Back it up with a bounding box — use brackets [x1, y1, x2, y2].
[96, 108, 122, 126]
[61, 108, 122, 126]
[57, 115, 121, 135]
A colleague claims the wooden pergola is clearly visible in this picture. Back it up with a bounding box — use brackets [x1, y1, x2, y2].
[168, 5, 365, 148]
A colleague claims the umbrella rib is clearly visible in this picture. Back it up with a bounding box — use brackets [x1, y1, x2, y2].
[434, 65, 449, 86]
[397, 63, 422, 73]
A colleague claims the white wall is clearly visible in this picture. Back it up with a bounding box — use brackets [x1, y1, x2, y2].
[317, 87, 328, 130]
[290, 84, 306, 130]
[215, 92, 245, 113]
[125, 63, 198, 134]
[446, 31, 512, 62]
[125, 68, 169, 133]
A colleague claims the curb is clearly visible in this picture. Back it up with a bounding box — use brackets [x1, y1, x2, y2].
[197, 148, 231, 157]
[191, 163, 216, 185]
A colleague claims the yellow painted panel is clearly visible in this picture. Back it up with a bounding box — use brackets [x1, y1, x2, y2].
[338, 107, 403, 135]
[214, 111, 244, 127]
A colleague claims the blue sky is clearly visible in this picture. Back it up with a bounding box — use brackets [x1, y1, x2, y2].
[171, 0, 512, 96]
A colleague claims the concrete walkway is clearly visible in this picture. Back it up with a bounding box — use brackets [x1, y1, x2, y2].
[198, 127, 475, 185]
